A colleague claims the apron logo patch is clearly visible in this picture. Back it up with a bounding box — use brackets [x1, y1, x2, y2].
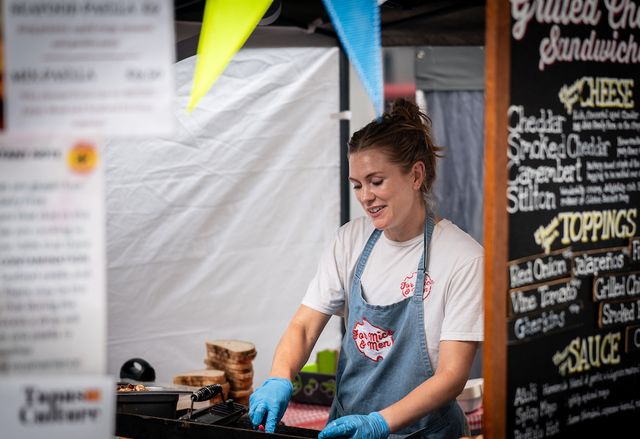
[352, 318, 394, 362]
[400, 272, 434, 300]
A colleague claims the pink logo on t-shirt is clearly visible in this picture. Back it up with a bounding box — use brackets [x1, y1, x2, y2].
[352, 317, 394, 362]
[400, 272, 433, 300]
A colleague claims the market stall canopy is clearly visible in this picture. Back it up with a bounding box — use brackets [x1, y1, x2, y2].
[174, 0, 485, 46]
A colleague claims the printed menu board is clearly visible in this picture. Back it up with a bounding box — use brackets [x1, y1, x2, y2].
[506, 2, 640, 436]
[0, 375, 115, 438]
[1, 0, 175, 136]
[0, 138, 106, 375]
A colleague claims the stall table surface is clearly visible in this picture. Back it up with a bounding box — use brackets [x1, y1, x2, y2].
[282, 402, 330, 431]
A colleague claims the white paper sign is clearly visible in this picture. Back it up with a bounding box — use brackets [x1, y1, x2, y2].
[0, 375, 115, 439]
[3, 0, 175, 136]
[0, 137, 106, 375]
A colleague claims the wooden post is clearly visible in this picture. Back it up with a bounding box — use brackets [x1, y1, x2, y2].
[483, 1, 509, 437]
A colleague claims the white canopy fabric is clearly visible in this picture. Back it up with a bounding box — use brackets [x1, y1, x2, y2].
[105, 47, 343, 385]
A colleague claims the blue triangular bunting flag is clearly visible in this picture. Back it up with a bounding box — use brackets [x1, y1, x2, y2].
[322, 0, 383, 116]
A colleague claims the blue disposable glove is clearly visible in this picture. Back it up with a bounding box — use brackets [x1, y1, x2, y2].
[319, 412, 390, 439]
[249, 377, 293, 433]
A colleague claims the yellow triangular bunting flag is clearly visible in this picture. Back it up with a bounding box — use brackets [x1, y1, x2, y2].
[188, 0, 273, 112]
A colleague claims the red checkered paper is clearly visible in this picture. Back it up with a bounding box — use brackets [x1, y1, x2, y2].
[282, 402, 330, 431]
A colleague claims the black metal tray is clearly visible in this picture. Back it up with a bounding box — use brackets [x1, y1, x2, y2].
[116, 412, 320, 439]
[178, 401, 247, 425]
[117, 386, 193, 418]
[117, 386, 194, 396]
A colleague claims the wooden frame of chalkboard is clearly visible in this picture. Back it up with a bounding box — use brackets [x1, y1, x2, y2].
[483, 1, 509, 438]
[484, 1, 640, 437]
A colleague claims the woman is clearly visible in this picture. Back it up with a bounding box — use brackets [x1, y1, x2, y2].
[249, 99, 483, 439]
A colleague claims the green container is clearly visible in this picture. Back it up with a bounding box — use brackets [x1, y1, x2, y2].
[291, 372, 336, 406]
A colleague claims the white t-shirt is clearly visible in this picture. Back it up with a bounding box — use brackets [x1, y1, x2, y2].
[302, 216, 484, 370]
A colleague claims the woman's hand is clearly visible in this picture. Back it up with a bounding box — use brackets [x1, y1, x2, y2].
[248, 378, 293, 433]
[319, 412, 390, 439]
[378, 340, 478, 432]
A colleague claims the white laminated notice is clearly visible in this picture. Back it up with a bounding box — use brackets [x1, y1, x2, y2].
[0, 375, 115, 439]
[0, 137, 106, 375]
[2, 0, 175, 137]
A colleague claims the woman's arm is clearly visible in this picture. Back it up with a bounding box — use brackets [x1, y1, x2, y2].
[269, 304, 332, 380]
[379, 340, 478, 432]
[249, 305, 333, 432]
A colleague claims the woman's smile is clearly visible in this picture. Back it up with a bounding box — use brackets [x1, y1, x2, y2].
[349, 149, 426, 242]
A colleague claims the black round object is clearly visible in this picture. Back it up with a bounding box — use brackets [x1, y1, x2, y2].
[120, 358, 156, 382]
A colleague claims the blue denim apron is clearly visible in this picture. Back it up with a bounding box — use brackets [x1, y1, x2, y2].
[328, 217, 467, 439]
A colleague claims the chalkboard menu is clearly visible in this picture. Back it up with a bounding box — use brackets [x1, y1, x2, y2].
[506, 3, 640, 437]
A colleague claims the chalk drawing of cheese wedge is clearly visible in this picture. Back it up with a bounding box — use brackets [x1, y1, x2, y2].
[352, 317, 394, 362]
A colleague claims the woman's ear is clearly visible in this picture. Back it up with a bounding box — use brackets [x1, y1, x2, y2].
[412, 161, 426, 191]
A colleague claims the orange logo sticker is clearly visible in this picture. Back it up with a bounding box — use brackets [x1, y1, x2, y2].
[67, 142, 98, 174]
[83, 389, 102, 401]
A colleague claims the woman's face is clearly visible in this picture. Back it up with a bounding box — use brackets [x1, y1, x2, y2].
[349, 148, 425, 241]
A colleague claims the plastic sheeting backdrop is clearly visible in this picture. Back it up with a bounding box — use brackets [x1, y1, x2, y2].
[105, 47, 343, 385]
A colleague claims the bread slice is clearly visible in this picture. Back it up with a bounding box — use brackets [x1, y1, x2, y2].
[206, 340, 256, 362]
[200, 340, 256, 398]
[205, 356, 254, 372]
[230, 387, 253, 399]
[227, 375, 253, 391]
[173, 369, 226, 386]
[225, 369, 254, 381]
